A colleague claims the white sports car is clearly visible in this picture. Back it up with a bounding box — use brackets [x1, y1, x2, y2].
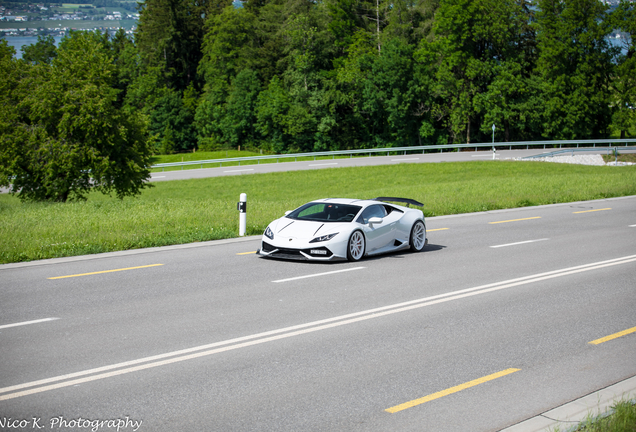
[258, 197, 427, 261]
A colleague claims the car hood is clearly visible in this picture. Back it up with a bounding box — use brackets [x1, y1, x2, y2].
[271, 219, 346, 240]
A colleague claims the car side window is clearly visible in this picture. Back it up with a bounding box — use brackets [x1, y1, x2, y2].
[356, 205, 387, 224]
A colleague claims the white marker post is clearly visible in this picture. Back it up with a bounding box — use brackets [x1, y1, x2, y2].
[238, 193, 247, 236]
[492, 124, 496, 160]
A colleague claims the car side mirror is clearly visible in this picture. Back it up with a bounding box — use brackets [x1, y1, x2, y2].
[368, 217, 383, 225]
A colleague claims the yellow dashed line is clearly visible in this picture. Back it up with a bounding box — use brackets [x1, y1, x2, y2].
[385, 368, 521, 413]
[489, 217, 541, 224]
[48, 264, 164, 280]
[589, 326, 636, 345]
[573, 208, 612, 214]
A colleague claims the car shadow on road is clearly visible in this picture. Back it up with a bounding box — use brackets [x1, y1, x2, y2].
[369, 243, 447, 261]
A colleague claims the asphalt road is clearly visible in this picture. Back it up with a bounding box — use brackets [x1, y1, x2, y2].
[148, 148, 630, 182]
[1, 196, 635, 431]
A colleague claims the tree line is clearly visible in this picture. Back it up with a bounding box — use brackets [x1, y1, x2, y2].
[1, 0, 635, 201]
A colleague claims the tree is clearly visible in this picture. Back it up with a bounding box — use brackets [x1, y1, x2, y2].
[361, 38, 424, 146]
[535, 0, 614, 139]
[416, 0, 539, 143]
[149, 89, 197, 153]
[0, 32, 152, 202]
[110, 28, 138, 108]
[195, 5, 258, 148]
[136, 0, 225, 92]
[21, 35, 57, 65]
[609, 0, 636, 138]
[473, 0, 541, 142]
[221, 68, 262, 148]
[255, 76, 292, 153]
[198, 5, 257, 93]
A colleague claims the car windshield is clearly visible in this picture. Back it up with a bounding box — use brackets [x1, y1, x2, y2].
[286, 203, 362, 223]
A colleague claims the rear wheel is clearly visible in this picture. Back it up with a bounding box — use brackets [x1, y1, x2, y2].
[347, 230, 366, 261]
[409, 220, 426, 252]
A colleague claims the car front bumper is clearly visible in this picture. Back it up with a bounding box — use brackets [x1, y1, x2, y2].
[258, 241, 345, 261]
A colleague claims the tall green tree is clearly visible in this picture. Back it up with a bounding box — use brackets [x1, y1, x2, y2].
[535, 0, 614, 139]
[609, 0, 636, 138]
[149, 89, 197, 153]
[473, 0, 541, 142]
[0, 33, 151, 202]
[21, 35, 57, 65]
[136, 0, 226, 92]
[362, 38, 425, 146]
[195, 5, 259, 149]
[255, 76, 291, 153]
[416, 0, 536, 143]
[221, 68, 262, 148]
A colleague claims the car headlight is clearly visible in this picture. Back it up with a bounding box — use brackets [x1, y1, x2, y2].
[264, 226, 274, 240]
[310, 233, 338, 243]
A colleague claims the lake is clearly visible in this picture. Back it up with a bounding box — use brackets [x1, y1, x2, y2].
[1, 35, 64, 59]
[2, 33, 630, 61]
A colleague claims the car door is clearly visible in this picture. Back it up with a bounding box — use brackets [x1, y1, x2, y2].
[357, 205, 392, 253]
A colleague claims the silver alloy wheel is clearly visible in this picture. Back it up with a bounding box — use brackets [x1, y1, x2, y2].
[347, 230, 365, 261]
[410, 220, 426, 252]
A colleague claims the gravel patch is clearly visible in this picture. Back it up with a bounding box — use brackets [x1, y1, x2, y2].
[516, 154, 634, 166]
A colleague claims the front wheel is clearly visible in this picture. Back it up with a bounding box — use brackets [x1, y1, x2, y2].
[347, 230, 366, 261]
[409, 220, 426, 252]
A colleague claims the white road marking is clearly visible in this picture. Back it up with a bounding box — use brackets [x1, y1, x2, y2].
[3, 254, 636, 401]
[309, 163, 338, 166]
[471, 154, 495, 158]
[151, 176, 166, 178]
[272, 267, 365, 283]
[0, 318, 59, 330]
[223, 169, 254, 173]
[630, 224, 636, 228]
[490, 239, 549, 248]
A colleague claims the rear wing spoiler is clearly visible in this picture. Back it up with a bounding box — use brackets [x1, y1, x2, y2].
[373, 197, 423, 207]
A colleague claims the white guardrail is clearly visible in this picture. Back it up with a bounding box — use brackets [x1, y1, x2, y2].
[151, 139, 636, 171]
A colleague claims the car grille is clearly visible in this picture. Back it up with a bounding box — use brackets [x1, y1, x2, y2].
[261, 242, 333, 260]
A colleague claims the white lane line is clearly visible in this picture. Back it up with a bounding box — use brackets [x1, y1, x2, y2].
[0, 318, 59, 330]
[309, 163, 338, 166]
[630, 224, 636, 228]
[490, 238, 550, 249]
[151, 176, 166, 178]
[391, 158, 420, 162]
[223, 169, 254, 173]
[471, 154, 494, 158]
[3, 255, 636, 401]
[272, 267, 365, 283]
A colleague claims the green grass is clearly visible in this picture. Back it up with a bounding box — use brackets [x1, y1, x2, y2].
[150, 149, 263, 165]
[149, 149, 396, 172]
[578, 400, 636, 432]
[1, 161, 635, 264]
[603, 153, 636, 164]
[551, 400, 636, 432]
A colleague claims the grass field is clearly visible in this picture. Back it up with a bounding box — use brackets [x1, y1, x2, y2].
[149, 149, 405, 172]
[1, 161, 635, 264]
[553, 400, 636, 432]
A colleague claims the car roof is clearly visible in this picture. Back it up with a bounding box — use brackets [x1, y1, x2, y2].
[312, 198, 376, 206]
[311, 198, 419, 209]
